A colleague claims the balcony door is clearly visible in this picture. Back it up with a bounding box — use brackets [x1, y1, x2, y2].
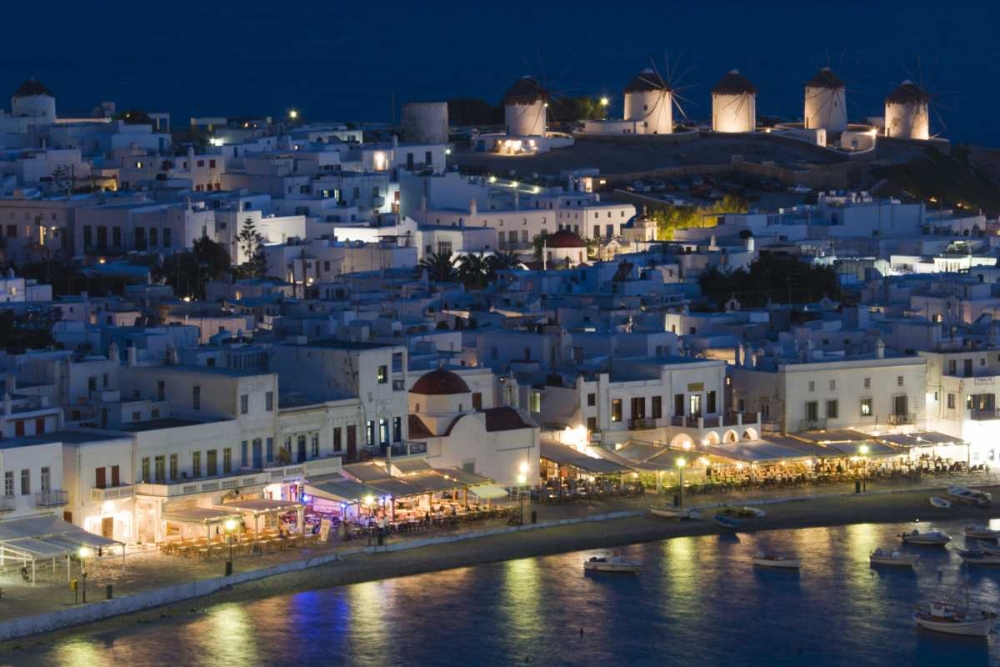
[893, 395, 908, 417]
[252, 439, 263, 469]
[689, 394, 702, 419]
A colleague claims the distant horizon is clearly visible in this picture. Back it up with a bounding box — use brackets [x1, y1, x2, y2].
[3, 0, 997, 146]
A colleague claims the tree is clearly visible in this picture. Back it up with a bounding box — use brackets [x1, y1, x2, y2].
[648, 196, 749, 240]
[415, 250, 457, 282]
[236, 217, 267, 279]
[447, 98, 503, 126]
[532, 231, 550, 260]
[485, 250, 522, 279]
[456, 253, 488, 290]
[153, 237, 231, 300]
[549, 96, 606, 122]
[698, 254, 837, 310]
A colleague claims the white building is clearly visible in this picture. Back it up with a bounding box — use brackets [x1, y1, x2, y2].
[885, 81, 930, 140]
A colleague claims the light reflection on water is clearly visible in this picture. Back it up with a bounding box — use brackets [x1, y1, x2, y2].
[17, 519, 1000, 667]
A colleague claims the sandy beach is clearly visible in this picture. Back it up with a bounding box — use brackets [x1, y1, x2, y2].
[3, 484, 996, 652]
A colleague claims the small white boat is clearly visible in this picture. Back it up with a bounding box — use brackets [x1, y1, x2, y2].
[650, 506, 700, 520]
[901, 529, 951, 546]
[870, 548, 919, 567]
[584, 552, 640, 574]
[914, 601, 997, 637]
[752, 550, 801, 569]
[948, 486, 992, 508]
[929, 497, 952, 509]
[958, 549, 1000, 565]
[965, 525, 1000, 540]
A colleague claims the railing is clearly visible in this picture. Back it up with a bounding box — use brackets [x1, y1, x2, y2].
[136, 472, 263, 498]
[887, 412, 916, 425]
[0, 496, 15, 512]
[799, 418, 827, 431]
[969, 408, 1000, 421]
[628, 417, 657, 431]
[35, 490, 68, 507]
[90, 485, 135, 502]
[375, 440, 428, 457]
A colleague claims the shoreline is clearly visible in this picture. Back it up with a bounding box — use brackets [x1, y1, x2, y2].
[4, 485, 997, 650]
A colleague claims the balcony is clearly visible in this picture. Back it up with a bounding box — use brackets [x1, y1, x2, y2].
[90, 485, 135, 502]
[799, 418, 828, 432]
[373, 440, 428, 458]
[970, 408, 1000, 421]
[888, 412, 916, 425]
[0, 496, 16, 512]
[628, 417, 657, 431]
[35, 490, 68, 507]
[264, 456, 342, 482]
[136, 472, 264, 499]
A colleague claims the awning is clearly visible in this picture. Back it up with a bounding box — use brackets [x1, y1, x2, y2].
[0, 515, 124, 563]
[705, 441, 817, 463]
[367, 477, 419, 498]
[305, 477, 382, 504]
[402, 472, 462, 494]
[470, 484, 509, 500]
[540, 442, 630, 474]
[877, 431, 967, 448]
[162, 507, 243, 525]
[219, 499, 302, 515]
[343, 462, 392, 482]
[390, 458, 432, 474]
[437, 467, 493, 486]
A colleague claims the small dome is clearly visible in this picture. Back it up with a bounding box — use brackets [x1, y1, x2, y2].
[886, 81, 929, 104]
[13, 78, 54, 99]
[545, 228, 587, 248]
[712, 70, 757, 95]
[806, 67, 844, 90]
[503, 76, 548, 105]
[623, 68, 670, 94]
[411, 368, 471, 395]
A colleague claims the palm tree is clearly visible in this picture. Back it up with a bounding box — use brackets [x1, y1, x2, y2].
[416, 250, 457, 282]
[485, 250, 522, 280]
[456, 252, 488, 290]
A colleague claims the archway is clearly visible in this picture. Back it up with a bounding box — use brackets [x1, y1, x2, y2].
[723, 430, 739, 443]
[670, 434, 695, 450]
[703, 431, 721, 446]
[742, 428, 759, 441]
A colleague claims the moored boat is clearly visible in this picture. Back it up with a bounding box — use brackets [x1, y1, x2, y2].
[752, 550, 801, 569]
[929, 497, 952, 509]
[584, 551, 640, 574]
[716, 506, 766, 520]
[964, 524, 1000, 540]
[900, 529, 951, 546]
[978, 540, 1000, 556]
[714, 513, 742, 530]
[914, 601, 997, 637]
[947, 486, 992, 509]
[650, 506, 700, 520]
[957, 548, 1000, 565]
[870, 548, 919, 567]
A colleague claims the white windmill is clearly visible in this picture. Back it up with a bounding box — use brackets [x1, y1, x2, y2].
[804, 67, 847, 133]
[622, 68, 673, 135]
[711, 69, 757, 133]
[502, 76, 548, 138]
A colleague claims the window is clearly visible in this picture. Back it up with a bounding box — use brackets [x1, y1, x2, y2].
[207, 450, 218, 476]
[266, 438, 274, 463]
[240, 394, 249, 415]
[806, 401, 819, 422]
[241, 441, 248, 468]
[154, 456, 166, 483]
[169, 454, 178, 481]
[192, 451, 202, 478]
[40, 467, 50, 493]
[163, 228, 172, 248]
[737, 398, 746, 413]
[652, 396, 663, 419]
[587, 393, 596, 407]
[948, 393, 956, 410]
[808, 381, 815, 392]
[393, 417, 402, 442]
[863, 378, 871, 389]
[377, 366, 388, 384]
[707, 391, 717, 414]
[860, 398, 873, 416]
[265, 391, 274, 412]
[611, 399, 623, 423]
[829, 380, 836, 391]
[333, 427, 343, 452]
[4, 471, 12, 497]
[157, 380, 165, 401]
[141, 457, 150, 482]
[193, 386, 201, 410]
[20, 469, 30, 495]
[827, 400, 839, 419]
[223, 448, 232, 475]
[530, 391, 541, 413]
[896, 376, 904, 387]
[311, 435, 319, 459]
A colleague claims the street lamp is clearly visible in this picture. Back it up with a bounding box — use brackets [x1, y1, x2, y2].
[859, 444, 870, 492]
[599, 97, 609, 107]
[79, 547, 92, 603]
[676, 457, 687, 508]
[289, 109, 299, 120]
[517, 473, 527, 525]
[224, 518, 237, 576]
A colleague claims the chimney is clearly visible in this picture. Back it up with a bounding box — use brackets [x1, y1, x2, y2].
[127, 346, 137, 367]
[875, 338, 885, 359]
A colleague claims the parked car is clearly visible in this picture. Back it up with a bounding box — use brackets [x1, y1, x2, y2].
[788, 184, 813, 194]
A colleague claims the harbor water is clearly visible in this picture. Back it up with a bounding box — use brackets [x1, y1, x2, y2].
[18, 518, 1000, 666]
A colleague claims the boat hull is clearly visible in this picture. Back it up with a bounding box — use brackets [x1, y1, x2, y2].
[584, 562, 640, 574]
[870, 555, 919, 567]
[714, 515, 742, 530]
[651, 507, 696, 520]
[914, 615, 996, 637]
[753, 558, 801, 569]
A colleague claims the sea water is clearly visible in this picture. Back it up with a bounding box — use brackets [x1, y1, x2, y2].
[17, 518, 1000, 666]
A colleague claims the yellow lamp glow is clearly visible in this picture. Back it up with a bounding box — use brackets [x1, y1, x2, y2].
[289, 109, 299, 120]
[364, 494, 375, 507]
[225, 519, 237, 532]
[859, 444, 870, 456]
[600, 97, 609, 107]
[676, 457, 686, 468]
[79, 547, 93, 559]
[517, 474, 527, 485]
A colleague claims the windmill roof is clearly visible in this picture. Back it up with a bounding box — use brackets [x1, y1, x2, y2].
[623, 68, 670, 93]
[712, 70, 757, 95]
[806, 67, 844, 89]
[12, 78, 54, 99]
[503, 77, 548, 105]
[886, 81, 930, 104]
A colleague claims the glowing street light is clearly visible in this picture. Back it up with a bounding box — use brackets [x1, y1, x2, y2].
[858, 444, 870, 493]
[224, 518, 237, 575]
[599, 97, 609, 107]
[289, 109, 299, 120]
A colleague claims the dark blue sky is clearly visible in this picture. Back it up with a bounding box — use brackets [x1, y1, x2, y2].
[3, 1, 997, 145]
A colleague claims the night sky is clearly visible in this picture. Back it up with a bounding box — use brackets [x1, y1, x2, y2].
[3, 0, 998, 145]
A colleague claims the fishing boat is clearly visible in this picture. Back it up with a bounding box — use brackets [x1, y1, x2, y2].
[752, 551, 801, 569]
[914, 601, 997, 637]
[947, 486, 992, 509]
[714, 513, 742, 530]
[964, 524, 1000, 540]
[650, 506, 700, 520]
[957, 548, 1000, 565]
[869, 548, 919, 567]
[584, 551, 640, 574]
[900, 529, 951, 546]
[716, 506, 766, 520]
[928, 497, 952, 509]
[977, 541, 1000, 556]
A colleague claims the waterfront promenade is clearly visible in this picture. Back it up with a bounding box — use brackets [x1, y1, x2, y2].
[1, 473, 996, 647]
